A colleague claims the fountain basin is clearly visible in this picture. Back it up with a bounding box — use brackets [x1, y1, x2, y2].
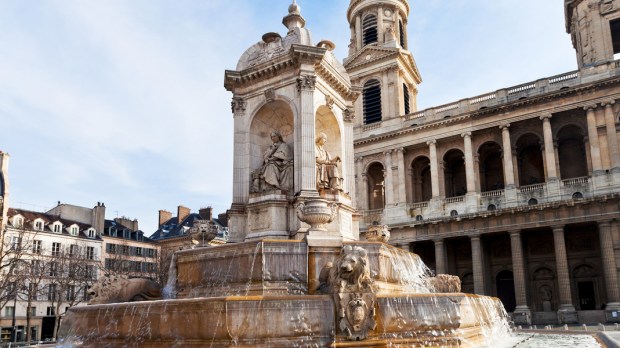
[58, 293, 506, 347]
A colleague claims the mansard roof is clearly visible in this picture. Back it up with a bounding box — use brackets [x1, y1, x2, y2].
[7, 208, 102, 241]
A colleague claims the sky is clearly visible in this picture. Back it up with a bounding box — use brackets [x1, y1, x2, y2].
[0, 0, 576, 234]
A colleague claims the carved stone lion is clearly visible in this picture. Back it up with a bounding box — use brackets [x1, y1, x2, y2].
[318, 246, 376, 341]
[426, 274, 462, 293]
[88, 275, 162, 305]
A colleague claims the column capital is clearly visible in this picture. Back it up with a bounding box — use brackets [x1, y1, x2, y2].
[584, 104, 598, 112]
[296, 75, 317, 92]
[551, 225, 565, 233]
[343, 108, 356, 123]
[499, 123, 511, 130]
[461, 132, 472, 138]
[603, 100, 616, 108]
[598, 220, 613, 229]
[433, 238, 444, 243]
[395, 147, 405, 154]
[383, 149, 393, 156]
[469, 233, 481, 241]
[509, 230, 522, 237]
[231, 97, 247, 114]
[539, 112, 553, 121]
[426, 139, 437, 146]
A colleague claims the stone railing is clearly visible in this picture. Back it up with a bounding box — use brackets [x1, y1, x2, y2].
[518, 183, 546, 193]
[409, 201, 429, 209]
[562, 176, 589, 186]
[481, 189, 505, 198]
[362, 122, 382, 132]
[445, 196, 465, 204]
[363, 209, 383, 224]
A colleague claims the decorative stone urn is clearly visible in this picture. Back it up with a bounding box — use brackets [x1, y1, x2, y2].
[365, 223, 390, 243]
[296, 199, 338, 232]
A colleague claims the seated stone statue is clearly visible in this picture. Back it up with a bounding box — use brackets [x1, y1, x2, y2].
[252, 130, 293, 192]
[315, 132, 342, 190]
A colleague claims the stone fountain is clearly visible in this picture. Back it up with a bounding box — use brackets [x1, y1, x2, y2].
[56, 2, 511, 346]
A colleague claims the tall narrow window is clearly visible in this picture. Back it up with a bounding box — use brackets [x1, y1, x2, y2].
[399, 20, 406, 49]
[363, 15, 378, 45]
[611, 19, 620, 59]
[363, 79, 382, 124]
[403, 84, 410, 115]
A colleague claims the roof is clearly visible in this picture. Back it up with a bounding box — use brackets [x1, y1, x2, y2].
[7, 208, 102, 241]
[103, 219, 157, 244]
[149, 213, 227, 241]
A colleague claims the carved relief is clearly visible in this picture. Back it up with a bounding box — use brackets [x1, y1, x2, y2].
[88, 275, 162, 304]
[297, 75, 317, 92]
[318, 246, 376, 341]
[189, 220, 219, 246]
[325, 95, 335, 109]
[364, 223, 390, 243]
[425, 274, 462, 293]
[343, 108, 356, 123]
[265, 88, 276, 102]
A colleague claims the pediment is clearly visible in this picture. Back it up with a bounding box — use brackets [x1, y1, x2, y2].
[344, 46, 400, 70]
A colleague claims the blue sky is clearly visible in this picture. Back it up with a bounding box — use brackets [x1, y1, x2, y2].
[0, 0, 575, 234]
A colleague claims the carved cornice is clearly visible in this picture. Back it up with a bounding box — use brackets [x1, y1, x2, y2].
[347, 0, 410, 23]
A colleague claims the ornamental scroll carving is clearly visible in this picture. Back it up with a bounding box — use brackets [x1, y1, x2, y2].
[343, 108, 355, 123]
[297, 75, 317, 92]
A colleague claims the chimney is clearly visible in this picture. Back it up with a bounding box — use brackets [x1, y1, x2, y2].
[217, 212, 228, 227]
[199, 207, 213, 221]
[158, 210, 172, 226]
[92, 202, 106, 234]
[177, 205, 191, 223]
[115, 217, 139, 231]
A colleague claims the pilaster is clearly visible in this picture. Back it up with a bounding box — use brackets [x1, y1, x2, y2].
[603, 101, 620, 174]
[396, 148, 407, 205]
[470, 234, 485, 295]
[585, 105, 604, 174]
[599, 221, 620, 322]
[552, 225, 578, 324]
[500, 124, 518, 207]
[297, 75, 319, 198]
[383, 150, 394, 206]
[510, 230, 531, 325]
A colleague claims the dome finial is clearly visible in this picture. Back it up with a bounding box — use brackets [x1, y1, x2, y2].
[288, 0, 301, 15]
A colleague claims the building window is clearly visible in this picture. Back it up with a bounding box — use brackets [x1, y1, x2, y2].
[611, 18, 620, 59]
[123, 229, 130, 239]
[29, 306, 36, 317]
[6, 282, 16, 300]
[28, 283, 38, 301]
[69, 244, 78, 257]
[34, 220, 44, 231]
[51, 242, 61, 256]
[66, 285, 75, 301]
[4, 306, 14, 318]
[109, 228, 117, 237]
[47, 284, 57, 301]
[363, 79, 382, 124]
[135, 247, 143, 257]
[70, 226, 78, 236]
[86, 246, 95, 260]
[87, 229, 96, 238]
[147, 249, 156, 258]
[13, 216, 23, 228]
[9, 236, 21, 250]
[403, 83, 410, 115]
[46, 307, 55, 316]
[399, 20, 406, 49]
[362, 14, 378, 45]
[49, 262, 58, 277]
[53, 223, 62, 233]
[32, 240, 42, 254]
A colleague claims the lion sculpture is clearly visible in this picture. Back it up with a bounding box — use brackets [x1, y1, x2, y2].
[318, 245, 374, 294]
[88, 275, 162, 305]
[426, 274, 462, 293]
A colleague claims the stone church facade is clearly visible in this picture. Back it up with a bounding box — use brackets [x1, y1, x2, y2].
[227, 0, 620, 324]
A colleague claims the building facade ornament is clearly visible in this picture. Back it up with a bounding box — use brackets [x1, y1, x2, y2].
[297, 75, 317, 92]
[325, 95, 335, 109]
[265, 88, 276, 102]
[231, 97, 247, 113]
[344, 108, 356, 123]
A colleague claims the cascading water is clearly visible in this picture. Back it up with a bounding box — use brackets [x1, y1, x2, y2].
[162, 252, 177, 299]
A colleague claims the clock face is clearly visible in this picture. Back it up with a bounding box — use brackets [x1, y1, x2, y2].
[384, 9, 393, 17]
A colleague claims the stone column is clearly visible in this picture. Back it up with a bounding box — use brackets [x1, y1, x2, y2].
[585, 105, 603, 173]
[434, 239, 446, 275]
[598, 221, 620, 321]
[470, 234, 485, 295]
[355, 157, 366, 210]
[540, 113, 558, 180]
[462, 132, 476, 194]
[297, 75, 318, 196]
[552, 225, 578, 323]
[384, 150, 394, 205]
[396, 148, 407, 204]
[427, 140, 440, 198]
[603, 101, 620, 171]
[377, 5, 384, 43]
[355, 15, 362, 50]
[510, 231, 531, 324]
[500, 124, 516, 188]
[231, 97, 248, 204]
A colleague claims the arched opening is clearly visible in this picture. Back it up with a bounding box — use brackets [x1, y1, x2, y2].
[316, 105, 343, 190]
[249, 100, 295, 192]
[516, 134, 545, 186]
[461, 273, 474, 294]
[367, 162, 385, 210]
[411, 156, 431, 203]
[399, 20, 406, 49]
[363, 79, 382, 124]
[496, 270, 516, 312]
[443, 149, 466, 197]
[533, 267, 555, 312]
[557, 125, 587, 179]
[478, 142, 504, 192]
[362, 15, 378, 45]
[403, 84, 410, 115]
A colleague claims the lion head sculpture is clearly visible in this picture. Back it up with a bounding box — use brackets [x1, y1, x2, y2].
[319, 245, 373, 294]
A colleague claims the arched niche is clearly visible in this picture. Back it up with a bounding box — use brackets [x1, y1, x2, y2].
[249, 100, 295, 173]
[315, 105, 343, 165]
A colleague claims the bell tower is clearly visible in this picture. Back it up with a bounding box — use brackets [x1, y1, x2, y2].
[566, 0, 620, 68]
[345, 0, 421, 126]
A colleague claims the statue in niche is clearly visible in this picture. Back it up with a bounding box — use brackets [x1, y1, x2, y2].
[252, 130, 293, 192]
[315, 132, 343, 190]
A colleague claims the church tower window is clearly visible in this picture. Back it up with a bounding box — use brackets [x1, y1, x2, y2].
[403, 83, 410, 115]
[611, 18, 620, 59]
[399, 20, 406, 49]
[363, 79, 382, 124]
[363, 15, 378, 45]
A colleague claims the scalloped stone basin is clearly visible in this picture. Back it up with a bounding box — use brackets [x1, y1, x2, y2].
[58, 293, 505, 347]
[57, 241, 510, 347]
